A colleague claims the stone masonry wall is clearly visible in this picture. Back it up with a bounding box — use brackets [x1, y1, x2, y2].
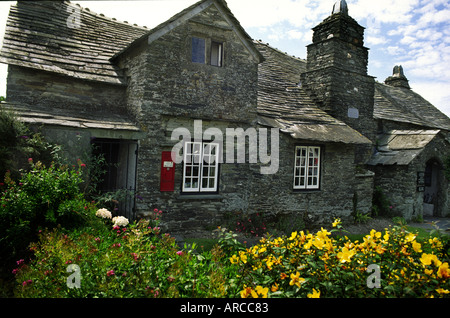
[6, 65, 127, 116]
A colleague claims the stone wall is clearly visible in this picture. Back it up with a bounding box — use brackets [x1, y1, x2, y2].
[6, 65, 127, 116]
[371, 134, 450, 220]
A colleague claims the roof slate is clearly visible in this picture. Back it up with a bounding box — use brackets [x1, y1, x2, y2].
[368, 130, 443, 166]
[374, 83, 450, 130]
[0, 1, 148, 84]
[0, 1, 449, 144]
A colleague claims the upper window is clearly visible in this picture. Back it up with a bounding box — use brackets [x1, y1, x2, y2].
[183, 141, 219, 193]
[293, 146, 321, 190]
[191, 37, 223, 67]
[192, 37, 206, 64]
[210, 41, 223, 67]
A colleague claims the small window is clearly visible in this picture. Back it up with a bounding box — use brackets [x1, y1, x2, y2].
[293, 146, 321, 190]
[211, 41, 223, 67]
[192, 37, 206, 64]
[183, 141, 219, 193]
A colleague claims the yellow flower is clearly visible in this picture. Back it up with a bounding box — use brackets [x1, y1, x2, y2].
[420, 253, 441, 267]
[289, 271, 305, 287]
[271, 283, 279, 292]
[437, 262, 449, 279]
[429, 237, 443, 249]
[255, 286, 269, 298]
[412, 241, 422, 253]
[312, 237, 325, 250]
[289, 231, 298, 240]
[405, 232, 416, 243]
[370, 229, 382, 239]
[332, 218, 341, 227]
[239, 251, 248, 264]
[229, 254, 239, 264]
[240, 286, 254, 298]
[337, 247, 355, 263]
[383, 232, 390, 242]
[317, 228, 331, 239]
[436, 288, 449, 294]
[375, 244, 386, 254]
[307, 288, 321, 298]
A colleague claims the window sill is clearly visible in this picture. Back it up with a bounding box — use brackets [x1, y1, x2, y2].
[177, 194, 223, 200]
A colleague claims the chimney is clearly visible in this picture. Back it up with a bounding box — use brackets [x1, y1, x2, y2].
[301, 0, 376, 149]
[384, 65, 411, 89]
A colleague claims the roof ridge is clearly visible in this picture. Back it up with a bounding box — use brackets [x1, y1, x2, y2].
[253, 39, 306, 62]
[67, 1, 149, 30]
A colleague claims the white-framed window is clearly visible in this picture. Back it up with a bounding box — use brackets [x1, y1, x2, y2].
[183, 141, 219, 192]
[293, 146, 321, 190]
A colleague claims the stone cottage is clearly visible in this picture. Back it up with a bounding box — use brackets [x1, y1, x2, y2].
[0, 0, 449, 233]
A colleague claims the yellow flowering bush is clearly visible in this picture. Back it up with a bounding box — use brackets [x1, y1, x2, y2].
[230, 219, 449, 298]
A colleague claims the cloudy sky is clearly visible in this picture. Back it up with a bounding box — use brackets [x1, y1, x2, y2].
[0, 0, 449, 116]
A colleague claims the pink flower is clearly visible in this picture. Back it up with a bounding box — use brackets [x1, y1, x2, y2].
[80, 163, 86, 168]
[176, 251, 183, 256]
[107, 270, 115, 276]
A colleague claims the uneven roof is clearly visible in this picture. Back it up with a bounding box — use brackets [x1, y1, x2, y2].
[1, 101, 140, 133]
[0, 1, 449, 143]
[0, 1, 148, 85]
[255, 40, 371, 145]
[374, 83, 450, 131]
[368, 130, 443, 166]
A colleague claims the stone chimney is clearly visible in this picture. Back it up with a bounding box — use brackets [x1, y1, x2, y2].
[384, 65, 410, 89]
[301, 0, 377, 151]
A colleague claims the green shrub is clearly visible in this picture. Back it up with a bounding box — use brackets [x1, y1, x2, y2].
[12, 215, 239, 298]
[0, 160, 97, 270]
[0, 105, 60, 179]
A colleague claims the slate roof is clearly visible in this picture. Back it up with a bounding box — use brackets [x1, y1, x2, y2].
[2, 101, 140, 133]
[374, 83, 450, 131]
[255, 41, 371, 145]
[0, 1, 148, 85]
[0, 1, 449, 145]
[368, 130, 444, 165]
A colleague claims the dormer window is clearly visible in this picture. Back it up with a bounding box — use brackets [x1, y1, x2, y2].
[191, 36, 224, 67]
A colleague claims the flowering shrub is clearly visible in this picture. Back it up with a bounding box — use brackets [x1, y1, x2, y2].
[9, 213, 449, 298]
[13, 214, 236, 298]
[0, 160, 98, 270]
[229, 219, 449, 298]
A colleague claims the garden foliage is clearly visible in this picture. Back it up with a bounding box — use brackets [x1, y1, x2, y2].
[13, 209, 236, 298]
[10, 216, 450, 298]
[229, 219, 449, 298]
[0, 160, 98, 269]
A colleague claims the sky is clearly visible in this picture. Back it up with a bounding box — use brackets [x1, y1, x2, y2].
[0, 0, 449, 116]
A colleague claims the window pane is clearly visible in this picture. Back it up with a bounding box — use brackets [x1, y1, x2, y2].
[211, 41, 223, 67]
[192, 37, 205, 64]
[294, 146, 320, 189]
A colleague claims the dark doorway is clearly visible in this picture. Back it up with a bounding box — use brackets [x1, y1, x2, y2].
[92, 138, 138, 220]
[423, 159, 442, 217]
